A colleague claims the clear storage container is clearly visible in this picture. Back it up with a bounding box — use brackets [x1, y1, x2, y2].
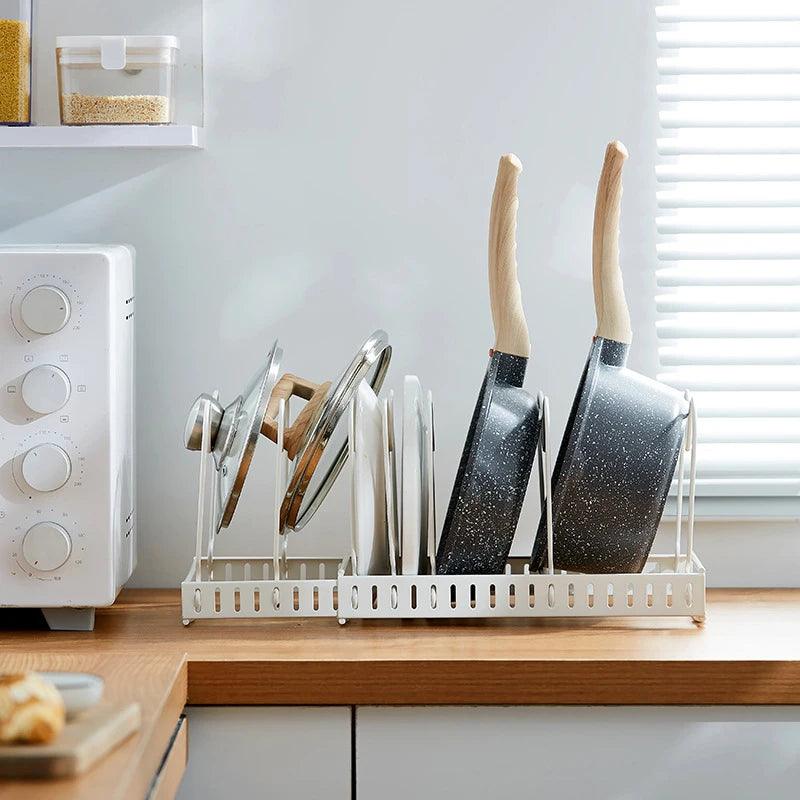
[56, 35, 179, 125]
[0, 0, 32, 125]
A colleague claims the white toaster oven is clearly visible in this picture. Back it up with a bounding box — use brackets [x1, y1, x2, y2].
[0, 245, 135, 630]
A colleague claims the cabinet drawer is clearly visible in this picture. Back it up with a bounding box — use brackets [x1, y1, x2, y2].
[356, 706, 800, 800]
[177, 707, 350, 800]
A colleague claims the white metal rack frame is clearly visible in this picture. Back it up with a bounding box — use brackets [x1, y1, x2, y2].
[181, 392, 704, 624]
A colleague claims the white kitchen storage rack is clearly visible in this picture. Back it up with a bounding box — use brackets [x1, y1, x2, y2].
[181, 391, 704, 624]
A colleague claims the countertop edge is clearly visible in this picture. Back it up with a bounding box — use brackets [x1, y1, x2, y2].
[186, 658, 800, 706]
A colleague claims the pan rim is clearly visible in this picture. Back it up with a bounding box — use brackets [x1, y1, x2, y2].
[438, 351, 541, 572]
[441, 354, 500, 525]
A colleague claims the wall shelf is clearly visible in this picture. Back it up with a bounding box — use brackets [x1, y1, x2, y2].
[0, 125, 204, 150]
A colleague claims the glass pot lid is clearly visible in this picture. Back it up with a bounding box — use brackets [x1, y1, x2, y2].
[183, 331, 391, 534]
[184, 341, 281, 532]
[280, 329, 391, 531]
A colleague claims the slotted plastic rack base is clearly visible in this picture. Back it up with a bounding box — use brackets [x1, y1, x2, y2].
[183, 558, 341, 620]
[182, 553, 706, 624]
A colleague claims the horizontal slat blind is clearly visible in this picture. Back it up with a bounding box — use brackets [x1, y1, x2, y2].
[657, 1, 800, 497]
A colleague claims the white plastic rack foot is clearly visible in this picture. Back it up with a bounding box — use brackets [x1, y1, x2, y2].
[181, 392, 704, 624]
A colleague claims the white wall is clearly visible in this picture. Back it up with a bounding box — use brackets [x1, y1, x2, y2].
[1, 0, 796, 588]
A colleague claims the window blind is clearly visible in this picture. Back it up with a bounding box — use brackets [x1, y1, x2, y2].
[656, 1, 800, 499]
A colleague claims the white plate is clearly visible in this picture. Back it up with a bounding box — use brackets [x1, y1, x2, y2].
[38, 671, 104, 718]
[382, 392, 399, 575]
[401, 376, 427, 575]
[425, 390, 437, 572]
[351, 381, 390, 576]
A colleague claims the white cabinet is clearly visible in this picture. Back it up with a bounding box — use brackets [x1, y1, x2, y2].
[177, 707, 351, 800]
[176, 705, 800, 798]
[356, 706, 800, 800]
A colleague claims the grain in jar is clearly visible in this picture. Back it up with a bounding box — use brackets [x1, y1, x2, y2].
[0, 1, 32, 125]
[56, 36, 179, 126]
[61, 94, 170, 125]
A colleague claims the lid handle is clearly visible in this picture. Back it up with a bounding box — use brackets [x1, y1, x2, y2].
[100, 36, 126, 70]
[592, 140, 632, 344]
[488, 153, 530, 358]
[262, 374, 331, 460]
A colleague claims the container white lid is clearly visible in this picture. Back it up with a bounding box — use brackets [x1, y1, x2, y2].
[56, 35, 180, 69]
[56, 35, 180, 50]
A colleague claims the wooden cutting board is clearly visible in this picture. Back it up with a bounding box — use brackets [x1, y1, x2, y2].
[0, 702, 141, 779]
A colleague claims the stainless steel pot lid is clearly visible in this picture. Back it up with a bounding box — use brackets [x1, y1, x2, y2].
[184, 340, 282, 531]
[280, 330, 391, 531]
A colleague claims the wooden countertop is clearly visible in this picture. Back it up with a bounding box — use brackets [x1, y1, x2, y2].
[2, 588, 800, 797]
[0, 652, 185, 800]
[4, 588, 800, 706]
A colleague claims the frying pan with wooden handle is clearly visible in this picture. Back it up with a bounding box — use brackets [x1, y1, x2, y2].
[530, 141, 688, 574]
[436, 154, 541, 575]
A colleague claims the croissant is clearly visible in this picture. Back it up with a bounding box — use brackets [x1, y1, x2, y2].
[0, 673, 66, 744]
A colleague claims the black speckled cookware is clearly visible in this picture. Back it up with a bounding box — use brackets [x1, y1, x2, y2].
[530, 142, 688, 575]
[437, 154, 541, 575]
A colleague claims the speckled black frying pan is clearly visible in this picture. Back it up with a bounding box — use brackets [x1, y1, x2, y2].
[530, 142, 688, 575]
[437, 155, 541, 575]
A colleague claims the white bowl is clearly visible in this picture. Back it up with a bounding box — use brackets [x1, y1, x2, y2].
[38, 672, 104, 718]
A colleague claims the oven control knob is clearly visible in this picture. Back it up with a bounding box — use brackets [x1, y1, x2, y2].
[22, 522, 72, 572]
[21, 365, 71, 415]
[20, 286, 71, 335]
[21, 444, 72, 492]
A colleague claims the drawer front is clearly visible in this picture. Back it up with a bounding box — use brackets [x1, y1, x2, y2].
[177, 707, 351, 800]
[356, 706, 800, 800]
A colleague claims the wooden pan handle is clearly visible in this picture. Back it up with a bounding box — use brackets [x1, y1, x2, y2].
[592, 140, 632, 344]
[262, 373, 331, 460]
[488, 153, 530, 358]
